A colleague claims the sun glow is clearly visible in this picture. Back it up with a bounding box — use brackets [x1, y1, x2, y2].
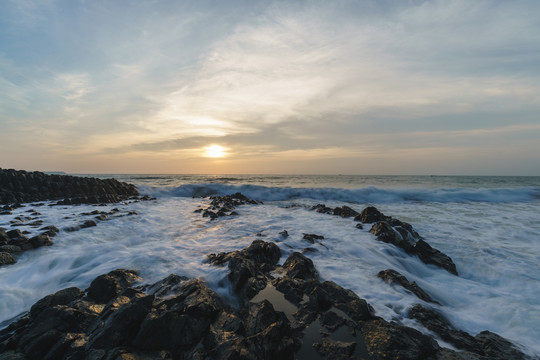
[204, 145, 226, 158]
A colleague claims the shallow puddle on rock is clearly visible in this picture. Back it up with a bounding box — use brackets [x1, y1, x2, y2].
[250, 283, 297, 322]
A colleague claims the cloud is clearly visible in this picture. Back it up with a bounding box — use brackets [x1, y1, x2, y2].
[1, 0, 540, 174]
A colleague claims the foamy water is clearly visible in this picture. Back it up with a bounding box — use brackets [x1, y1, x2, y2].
[1, 175, 539, 357]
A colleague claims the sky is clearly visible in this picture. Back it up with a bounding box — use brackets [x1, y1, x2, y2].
[1, 0, 539, 175]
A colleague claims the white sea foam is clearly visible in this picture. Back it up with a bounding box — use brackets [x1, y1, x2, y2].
[1, 179, 539, 357]
[140, 183, 540, 203]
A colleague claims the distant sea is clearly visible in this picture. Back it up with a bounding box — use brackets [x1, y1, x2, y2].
[1, 175, 539, 356]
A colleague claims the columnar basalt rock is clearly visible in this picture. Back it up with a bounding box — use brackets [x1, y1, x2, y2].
[0, 168, 138, 205]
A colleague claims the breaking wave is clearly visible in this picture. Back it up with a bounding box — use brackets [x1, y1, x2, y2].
[139, 183, 540, 203]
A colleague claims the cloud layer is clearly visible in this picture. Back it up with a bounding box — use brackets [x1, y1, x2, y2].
[1, 0, 539, 174]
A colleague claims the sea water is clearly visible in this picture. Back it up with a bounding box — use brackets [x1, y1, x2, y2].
[1, 175, 539, 357]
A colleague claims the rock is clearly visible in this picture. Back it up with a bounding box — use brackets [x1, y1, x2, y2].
[333, 206, 359, 218]
[282, 252, 319, 280]
[0, 245, 22, 253]
[408, 304, 484, 355]
[29, 234, 53, 248]
[86, 290, 155, 350]
[377, 269, 440, 304]
[39, 226, 59, 237]
[359, 319, 441, 359]
[313, 338, 356, 359]
[370, 221, 416, 253]
[0, 168, 138, 205]
[0, 252, 16, 265]
[30, 287, 84, 316]
[7, 237, 32, 251]
[279, 230, 289, 238]
[80, 220, 97, 229]
[6, 229, 24, 239]
[415, 239, 458, 275]
[303, 233, 324, 244]
[312, 204, 333, 214]
[133, 279, 222, 352]
[370, 222, 458, 275]
[475, 330, 527, 360]
[355, 206, 387, 223]
[355, 223, 363, 230]
[86, 269, 141, 304]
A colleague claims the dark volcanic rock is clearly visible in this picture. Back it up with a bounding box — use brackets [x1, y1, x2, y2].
[408, 304, 485, 355]
[475, 330, 527, 360]
[200, 192, 260, 220]
[0, 168, 138, 205]
[0, 241, 530, 360]
[282, 252, 318, 280]
[303, 233, 324, 244]
[29, 234, 53, 248]
[0, 252, 16, 265]
[208, 240, 281, 302]
[369, 216, 458, 275]
[359, 318, 441, 359]
[333, 206, 359, 218]
[86, 269, 141, 303]
[355, 206, 387, 223]
[378, 269, 440, 304]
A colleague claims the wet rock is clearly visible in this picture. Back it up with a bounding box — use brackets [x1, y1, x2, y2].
[7, 236, 32, 251]
[39, 226, 59, 237]
[355, 223, 363, 230]
[408, 304, 484, 354]
[360, 319, 441, 359]
[134, 279, 222, 352]
[378, 269, 440, 304]
[86, 269, 141, 304]
[312, 203, 334, 214]
[87, 290, 155, 350]
[282, 252, 319, 280]
[30, 288, 84, 316]
[0, 245, 22, 253]
[0, 168, 138, 205]
[6, 229, 24, 239]
[200, 192, 261, 220]
[313, 338, 356, 359]
[333, 206, 359, 218]
[144, 273, 190, 298]
[0, 252, 16, 265]
[415, 239, 458, 275]
[355, 206, 387, 223]
[303, 233, 324, 244]
[279, 230, 289, 238]
[29, 234, 53, 248]
[80, 220, 97, 229]
[370, 221, 416, 253]
[370, 221, 458, 275]
[474, 330, 527, 360]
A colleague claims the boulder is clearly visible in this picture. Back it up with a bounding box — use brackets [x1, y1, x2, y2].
[29, 234, 53, 248]
[0, 252, 16, 266]
[282, 252, 318, 280]
[86, 269, 141, 304]
[377, 269, 440, 304]
[355, 206, 387, 223]
[408, 304, 484, 354]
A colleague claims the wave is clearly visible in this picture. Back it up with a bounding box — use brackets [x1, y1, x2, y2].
[138, 183, 540, 203]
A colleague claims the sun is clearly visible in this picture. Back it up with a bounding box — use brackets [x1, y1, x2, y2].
[204, 144, 226, 158]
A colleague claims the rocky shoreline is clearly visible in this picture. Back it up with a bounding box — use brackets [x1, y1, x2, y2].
[0, 168, 138, 205]
[1, 169, 151, 267]
[0, 188, 533, 359]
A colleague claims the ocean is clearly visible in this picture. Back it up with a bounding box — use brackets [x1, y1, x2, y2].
[1, 175, 539, 356]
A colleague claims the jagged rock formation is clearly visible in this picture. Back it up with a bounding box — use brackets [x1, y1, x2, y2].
[0, 241, 529, 359]
[0, 168, 138, 205]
